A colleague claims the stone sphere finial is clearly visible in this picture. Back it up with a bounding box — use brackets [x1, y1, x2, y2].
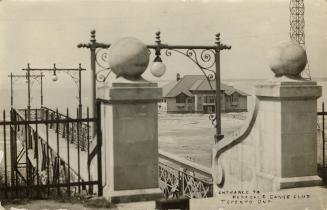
[267, 41, 307, 77]
[108, 37, 150, 79]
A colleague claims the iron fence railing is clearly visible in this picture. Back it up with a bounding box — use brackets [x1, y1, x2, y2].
[0, 107, 102, 199]
[158, 162, 213, 199]
[17, 108, 43, 121]
[158, 150, 213, 199]
[17, 107, 91, 151]
[318, 102, 326, 183]
[41, 107, 91, 151]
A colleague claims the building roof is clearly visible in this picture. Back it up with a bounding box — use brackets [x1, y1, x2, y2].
[163, 75, 250, 98]
[190, 79, 250, 96]
[164, 75, 203, 98]
[189, 79, 203, 91]
[162, 80, 179, 97]
[189, 79, 233, 92]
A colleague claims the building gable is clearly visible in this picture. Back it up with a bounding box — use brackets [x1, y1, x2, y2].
[162, 75, 250, 99]
[163, 75, 203, 98]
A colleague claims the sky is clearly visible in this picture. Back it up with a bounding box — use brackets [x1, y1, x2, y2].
[0, 0, 326, 90]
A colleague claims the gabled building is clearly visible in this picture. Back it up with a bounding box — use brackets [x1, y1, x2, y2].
[159, 75, 249, 113]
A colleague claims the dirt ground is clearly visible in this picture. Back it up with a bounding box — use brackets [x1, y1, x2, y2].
[158, 112, 247, 167]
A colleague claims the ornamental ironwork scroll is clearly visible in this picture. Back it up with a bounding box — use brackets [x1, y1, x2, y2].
[158, 162, 213, 199]
[95, 49, 112, 82]
[164, 48, 216, 88]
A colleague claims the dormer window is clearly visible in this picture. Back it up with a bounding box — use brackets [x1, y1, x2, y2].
[176, 93, 187, 103]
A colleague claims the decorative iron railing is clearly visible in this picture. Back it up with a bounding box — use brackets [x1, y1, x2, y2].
[40, 107, 91, 151]
[0, 108, 101, 199]
[158, 150, 213, 199]
[17, 108, 43, 121]
[158, 162, 213, 199]
[13, 109, 81, 184]
[16, 107, 91, 151]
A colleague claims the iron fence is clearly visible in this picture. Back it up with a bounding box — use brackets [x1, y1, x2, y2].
[158, 162, 213, 199]
[41, 107, 90, 151]
[318, 102, 326, 183]
[0, 105, 102, 199]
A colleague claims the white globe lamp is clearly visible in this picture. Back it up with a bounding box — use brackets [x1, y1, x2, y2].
[52, 74, 58, 82]
[150, 56, 166, 77]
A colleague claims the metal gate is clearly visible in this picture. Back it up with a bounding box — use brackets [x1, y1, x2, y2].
[0, 102, 102, 199]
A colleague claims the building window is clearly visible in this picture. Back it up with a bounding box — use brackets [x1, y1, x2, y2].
[187, 97, 193, 103]
[204, 95, 215, 103]
[231, 93, 239, 105]
[176, 94, 187, 103]
[210, 96, 215, 103]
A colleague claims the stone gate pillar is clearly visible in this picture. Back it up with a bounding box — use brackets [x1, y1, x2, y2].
[98, 37, 163, 202]
[256, 41, 322, 189]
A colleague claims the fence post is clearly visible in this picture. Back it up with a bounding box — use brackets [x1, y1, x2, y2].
[10, 109, 15, 190]
[96, 100, 103, 196]
[323, 102, 325, 182]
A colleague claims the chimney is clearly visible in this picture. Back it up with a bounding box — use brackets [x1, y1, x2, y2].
[176, 73, 181, 81]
